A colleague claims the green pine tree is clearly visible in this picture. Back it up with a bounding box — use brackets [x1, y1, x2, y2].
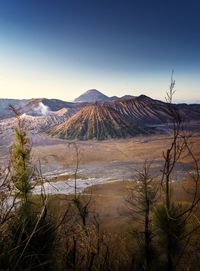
[10, 119, 34, 203]
[5, 111, 56, 271]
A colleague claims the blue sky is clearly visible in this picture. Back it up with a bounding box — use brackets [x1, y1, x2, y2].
[0, 0, 200, 102]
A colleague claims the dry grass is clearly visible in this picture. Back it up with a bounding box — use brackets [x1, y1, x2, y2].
[32, 133, 200, 167]
[34, 132, 200, 230]
[46, 176, 200, 234]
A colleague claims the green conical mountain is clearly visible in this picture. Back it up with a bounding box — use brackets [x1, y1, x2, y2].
[48, 104, 147, 140]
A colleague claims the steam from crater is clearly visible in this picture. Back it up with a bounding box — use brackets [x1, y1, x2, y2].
[35, 102, 49, 116]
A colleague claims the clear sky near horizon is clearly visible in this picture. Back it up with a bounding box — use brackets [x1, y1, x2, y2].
[0, 0, 200, 103]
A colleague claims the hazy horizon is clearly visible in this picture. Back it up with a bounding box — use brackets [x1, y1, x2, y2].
[0, 88, 200, 104]
[1, 0, 200, 103]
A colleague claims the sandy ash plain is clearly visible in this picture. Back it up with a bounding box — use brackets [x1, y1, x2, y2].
[1, 121, 199, 195]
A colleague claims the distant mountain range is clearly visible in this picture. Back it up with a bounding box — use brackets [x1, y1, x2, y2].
[0, 89, 200, 140]
[0, 98, 81, 120]
[73, 89, 135, 103]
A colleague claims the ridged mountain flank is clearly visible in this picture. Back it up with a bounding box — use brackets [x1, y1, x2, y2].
[74, 89, 109, 103]
[48, 104, 147, 140]
[110, 95, 200, 124]
[110, 95, 171, 124]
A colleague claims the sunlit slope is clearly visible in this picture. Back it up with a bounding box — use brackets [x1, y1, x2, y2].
[48, 104, 149, 140]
